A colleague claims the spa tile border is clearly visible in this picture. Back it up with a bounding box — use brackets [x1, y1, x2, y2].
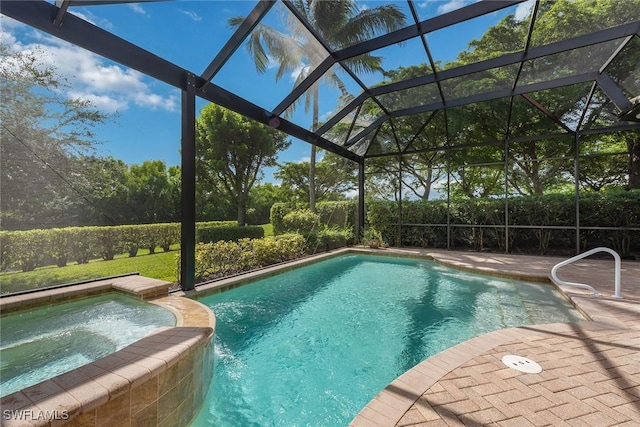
[0, 327, 214, 427]
[0, 281, 215, 427]
[0, 275, 170, 316]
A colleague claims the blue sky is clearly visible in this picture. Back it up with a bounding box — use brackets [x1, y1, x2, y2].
[1, 0, 533, 183]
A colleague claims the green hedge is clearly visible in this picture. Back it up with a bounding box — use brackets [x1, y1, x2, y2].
[270, 201, 357, 235]
[197, 225, 264, 243]
[367, 191, 640, 255]
[0, 221, 236, 272]
[305, 228, 355, 254]
[282, 209, 320, 234]
[197, 221, 238, 228]
[270, 203, 296, 235]
[189, 234, 305, 281]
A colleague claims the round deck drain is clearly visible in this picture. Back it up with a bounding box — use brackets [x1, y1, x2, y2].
[501, 355, 542, 373]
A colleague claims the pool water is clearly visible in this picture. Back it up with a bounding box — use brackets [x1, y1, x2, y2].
[190, 254, 584, 427]
[0, 293, 176, 397]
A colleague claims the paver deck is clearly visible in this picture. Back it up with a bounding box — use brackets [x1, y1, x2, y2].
[350, 248, 640, 427]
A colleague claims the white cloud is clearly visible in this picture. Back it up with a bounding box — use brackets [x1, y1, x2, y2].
[78, 64, 147, 94]
[181, 10, 202, 22]
[3, 28, 177, 114]
[437, 0, 471, 14]
[0, 15, 23, 34]
[67, 10, 97, 26]
[133, 92, 179, 111]
[0, 27, 19, 46]
[67, 9, 114, 31]
[69, 91, 127, 113]
[128, 3, 147, 16]
[514, 0, 535, 22]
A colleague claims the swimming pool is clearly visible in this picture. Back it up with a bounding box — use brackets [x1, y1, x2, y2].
[190, 253, 584, 426]
[0, 293, 176, 397]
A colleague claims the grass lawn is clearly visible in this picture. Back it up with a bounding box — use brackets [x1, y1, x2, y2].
[260, 223, 274, 237]
[0, 248, 179, 295]
[0, 224, 274, 295]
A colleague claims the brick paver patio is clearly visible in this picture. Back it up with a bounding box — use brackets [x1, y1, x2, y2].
[350, 249, 640, 427]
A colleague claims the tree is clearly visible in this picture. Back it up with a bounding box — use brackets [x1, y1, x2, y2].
[196, 104, 290, 225]
[438, 0, 638, 195]
[275, 152, 358, 203]
[76, 155, 129, 225]
[125, 160, 177, 224]
[167, 165, 182, 221]
[371, 65, 449, 200]
[0, 43, 109, 230]
[626, 132, 640, 189]
[576, 132, 639, 191]
[229, 1, 406, 211]
[247, 183, 289, 224]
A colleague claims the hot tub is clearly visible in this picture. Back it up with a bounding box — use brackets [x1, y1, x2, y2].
[0, 275, 215, 427]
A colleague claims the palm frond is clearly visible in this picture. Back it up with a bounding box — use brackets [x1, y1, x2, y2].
[308, 0, 355, 39]
[341, 54, 384, 75]
[335, 5, 406, 47]
[245, 25, 305, 79]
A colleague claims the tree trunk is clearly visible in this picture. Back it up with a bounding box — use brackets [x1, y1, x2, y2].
[629, 137, 640, 189]
[237, 196, 246, 226]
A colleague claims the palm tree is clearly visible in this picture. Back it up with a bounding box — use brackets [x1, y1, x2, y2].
[229, 0, 406, 211]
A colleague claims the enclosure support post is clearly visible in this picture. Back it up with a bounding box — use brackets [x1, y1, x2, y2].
[574, 132, 581, 255]
[397, 156, 402, 247]
[446, 147, 451, 250]
[358, 161, 365, 242]
[504, 139, 509, 253]
[180, 72, 197, 291]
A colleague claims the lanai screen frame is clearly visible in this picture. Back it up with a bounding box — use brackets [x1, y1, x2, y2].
[2, 0, 639, 291]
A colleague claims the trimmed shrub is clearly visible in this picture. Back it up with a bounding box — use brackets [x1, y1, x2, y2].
[305, 228, 354, 254]
[282, 209, 320, 234]
[194, 240, 246, 279]
[190, 234, 305, 281]
[0, 232, 10, 272]
[47, 228, 71, 267]
[315, 201, 357, 229]
[121, 225, 142, 257]
[157, 223, 180, 252]
[4, 229, 48, 272]
[270, 203, 298, 235]
[271, 201, 358, 235]
[251, 234, 305, 266]
[66, 227, 100, 264]
[96, 226, 126, 261]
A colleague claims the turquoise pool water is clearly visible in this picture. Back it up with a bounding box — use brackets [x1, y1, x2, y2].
[190, 254, 584, 426]
[0, 293, 176, 397]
